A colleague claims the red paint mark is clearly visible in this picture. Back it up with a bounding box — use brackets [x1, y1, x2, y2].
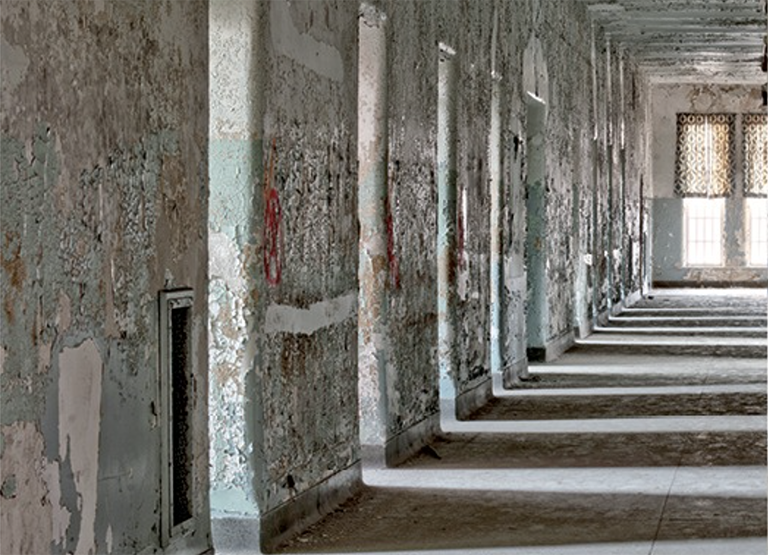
[385, 194, 400, 289]
[263, 138, 282, 286]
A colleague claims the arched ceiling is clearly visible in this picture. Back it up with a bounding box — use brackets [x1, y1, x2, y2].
[579, 0, 768, 84]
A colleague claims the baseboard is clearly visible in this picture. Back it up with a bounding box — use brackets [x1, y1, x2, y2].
[653, 280, 768, 289]
[574, 319, 592, 339]
[527, 329, 575, 363]
[624, 289, 643, 308]
[260, 462, 362, 552]
[595, 306, 612, 327]
[361, 412, 442, 469]
[384, 412, 441, 467]
[502, 358, 530, 388]
[610, 289, 643, 315]
[455, 376, 493, 420]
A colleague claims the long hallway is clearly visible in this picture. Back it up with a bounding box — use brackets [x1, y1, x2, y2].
[277, 290, 767, 555]
[3, 2, 768, 553]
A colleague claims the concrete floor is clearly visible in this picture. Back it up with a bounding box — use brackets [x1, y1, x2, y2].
[271, 290, 767, 555]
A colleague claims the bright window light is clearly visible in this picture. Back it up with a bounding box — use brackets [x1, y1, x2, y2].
[746, 198, 767, 267]
[683, 198, 724, 267]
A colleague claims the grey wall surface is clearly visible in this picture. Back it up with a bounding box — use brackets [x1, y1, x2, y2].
[650, 83, 767, 286]
[2, 1, 655, 553]
[362, 0, 650, 403]
[208, 0, 264, 527]
[208, 0, 361, 547]
[1, 1, 210, 554]
[207, 3, 653, 547]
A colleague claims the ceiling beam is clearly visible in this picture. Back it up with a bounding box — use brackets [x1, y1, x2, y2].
[632, 43, 763, 52]
[579, 0, 764, 7]
[599, 21, 765, 33]
[583, 0, 767, 85]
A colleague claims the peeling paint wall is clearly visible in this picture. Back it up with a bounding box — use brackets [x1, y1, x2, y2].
[510, 3, 648, 361]
[1, 0, 658, 551]
[452, 3, 494, 399]
[548, 1, 649, 345]
[650, 83, 767, 286]
[373, 0, 503, 431]
[364, 0, 650, 404]
[377, 0, 444, 438]
[259, 0, 360, 516]
[1, 1, 210, 554]
[624, 63, 650, 300]
[207, 0, 361, 542]
[208, 0, 263, 523]
[357, 2, 390, 452]
[207, 4, 652, 528]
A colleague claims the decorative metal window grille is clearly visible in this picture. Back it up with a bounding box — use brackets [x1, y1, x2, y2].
[743, 114, 768, 198]
[674, 114, 735, 197]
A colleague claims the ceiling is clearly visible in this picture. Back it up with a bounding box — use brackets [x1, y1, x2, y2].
[579, 0, 768, 84]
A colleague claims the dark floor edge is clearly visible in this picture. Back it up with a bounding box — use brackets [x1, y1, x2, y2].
[503, 358, 531, 388]
[594, 289, 644, 326]
[621, 289, 644, 310]
[455, 376, 494, 420]
[260, 462, 362, 553]
[653, 281, 768, 289]
[527, 329, 575, 362]
[384, 411, 441, 467]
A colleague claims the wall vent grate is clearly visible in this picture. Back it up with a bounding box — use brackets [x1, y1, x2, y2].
[159, 289, 196, 546]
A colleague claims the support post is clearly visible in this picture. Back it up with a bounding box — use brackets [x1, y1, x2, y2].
[357, 4, 389, 462]
[437, 43, 458, 418]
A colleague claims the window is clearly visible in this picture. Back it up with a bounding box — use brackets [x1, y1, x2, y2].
[675, 114, 735, 198]
[683, 198, 724, 266]
[675, 114, 734, 267]
[746, 198, 768, 267]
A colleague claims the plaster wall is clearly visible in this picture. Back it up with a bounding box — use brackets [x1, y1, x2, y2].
[208, 0, 361, 548]
[210, 5, 648, 518]
[535, 0, 596, 348]
[368, 0, 650, 401]
[1, 1, 210, 554]
[650, 83, 767, 286]
[365, 0, 516, 430]
[518, 4, 649, 355]
[0, 1, 657, 553]
[208, 0, 263, 526]
[368, 0, 433, 418]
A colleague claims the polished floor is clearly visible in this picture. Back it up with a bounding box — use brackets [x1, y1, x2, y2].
[273, 289, 767, 555]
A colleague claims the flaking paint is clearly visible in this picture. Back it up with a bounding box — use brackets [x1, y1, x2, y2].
[1, 1, 210, 553]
